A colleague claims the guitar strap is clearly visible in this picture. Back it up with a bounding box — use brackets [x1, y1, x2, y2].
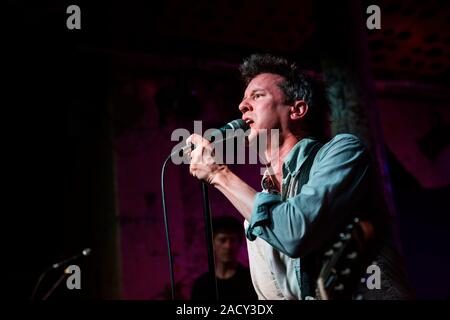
[297, 140, 323, 299]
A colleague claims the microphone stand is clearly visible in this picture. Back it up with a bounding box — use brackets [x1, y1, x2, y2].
[201, 181, 219, 301]
[30, 248, 91, 300]
[163, 121, 248, 301]
[42, 272, 68, 300]
[31, 266, 67, 300]
[31, 266, 53, 300]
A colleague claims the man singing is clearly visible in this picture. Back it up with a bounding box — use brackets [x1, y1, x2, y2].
[185, 54, 413, 300]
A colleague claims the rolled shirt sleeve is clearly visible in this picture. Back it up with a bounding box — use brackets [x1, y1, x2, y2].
[246, 192, 281, 240]
[245, 134, 371, 258]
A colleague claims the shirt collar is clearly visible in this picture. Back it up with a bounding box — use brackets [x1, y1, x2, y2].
[283, 137, 320, 176]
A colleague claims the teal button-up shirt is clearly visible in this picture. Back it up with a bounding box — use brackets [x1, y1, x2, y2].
[245, 134, 371, 298]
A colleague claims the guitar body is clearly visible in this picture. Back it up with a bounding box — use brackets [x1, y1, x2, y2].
[316, 218, 375, 300]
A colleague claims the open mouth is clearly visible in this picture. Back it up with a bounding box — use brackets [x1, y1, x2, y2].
[245, 119, 254, 127]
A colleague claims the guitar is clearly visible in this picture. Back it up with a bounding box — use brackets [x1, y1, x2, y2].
[315, 217, 374, 300]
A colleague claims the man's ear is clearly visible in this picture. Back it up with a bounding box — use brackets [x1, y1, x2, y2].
[289, 100, 308, 120]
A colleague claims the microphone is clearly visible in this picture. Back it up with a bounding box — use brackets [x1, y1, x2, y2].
[215, 119, 250, 135]
[162, 120, 249, 298]
[31, 248, 92, 300]
[182, 119, 250, 154]
[52, 248, 92, 269]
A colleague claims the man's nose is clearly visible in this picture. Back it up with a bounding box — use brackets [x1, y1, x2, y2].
[238, 99, 252, 114]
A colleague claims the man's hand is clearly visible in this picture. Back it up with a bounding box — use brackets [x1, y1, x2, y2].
[186, 134, 256, 221]
[186, 134, 226, 185]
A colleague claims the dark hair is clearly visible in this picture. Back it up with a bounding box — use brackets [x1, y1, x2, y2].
[212, 216, 244, 242]
[240, 54, 330, 141]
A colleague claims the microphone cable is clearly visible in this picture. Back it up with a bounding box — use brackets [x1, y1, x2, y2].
[162, 145, 218, 301]
[161, 146, 191, 300]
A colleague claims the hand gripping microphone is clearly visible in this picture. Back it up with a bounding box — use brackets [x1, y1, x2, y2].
[181, 118, 250, 154]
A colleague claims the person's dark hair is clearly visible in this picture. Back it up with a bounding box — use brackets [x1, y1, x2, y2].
[212, 216, 244, 242]
[240, 54, 330, 141]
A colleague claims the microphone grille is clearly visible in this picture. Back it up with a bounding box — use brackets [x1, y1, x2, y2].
[227, 119, 249, 131]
